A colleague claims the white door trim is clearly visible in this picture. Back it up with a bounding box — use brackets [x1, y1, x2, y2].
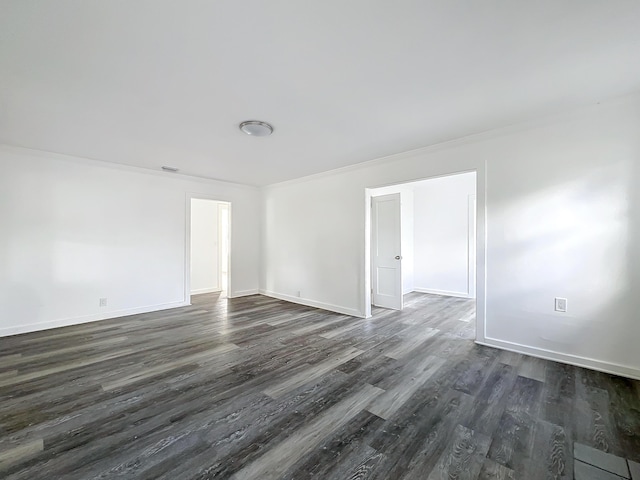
[218, 202, 230, 293]
[468, 193, 477, 299]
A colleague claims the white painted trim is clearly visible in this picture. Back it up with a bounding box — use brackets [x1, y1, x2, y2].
[467, 194, 477, 299]
[190, 287, 222, 295]
[228, 289, 260, 298]
[363, 190, 372, 318]
[0, 301, 190, 338]
[477, 338, 640, 381]
[226, 202, 233, 299]
[0, 143, 260, 190]
[259, 290, 364, 318]
[217, 202, 230, 292]
[185, 195, 192, 304]
[413, 288, 472, 299]
[0, 144, 257, 188]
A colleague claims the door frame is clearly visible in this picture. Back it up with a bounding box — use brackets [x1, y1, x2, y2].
[363, 169, 484, 344]
[185, 193, 232, 304]
[217, 202, 230, 293]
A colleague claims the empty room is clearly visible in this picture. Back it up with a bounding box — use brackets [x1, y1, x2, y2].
[1, 1, 640, 479]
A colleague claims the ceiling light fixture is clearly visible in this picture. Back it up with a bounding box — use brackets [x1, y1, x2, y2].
[239, 120, 273, 137]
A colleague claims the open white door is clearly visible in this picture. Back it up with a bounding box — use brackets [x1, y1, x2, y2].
[372, 193, 403, 310]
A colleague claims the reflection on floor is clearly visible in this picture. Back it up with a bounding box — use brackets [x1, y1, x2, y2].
[0, 292, 639, 479]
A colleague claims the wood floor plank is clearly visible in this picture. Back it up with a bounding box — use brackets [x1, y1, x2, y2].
[101, 342, 240, 391]
[426, 424, 491, 480]
[1, 292, 640, 479]
[607, 375, 640, 463]
[524, 419, 572, 479]
[0, 439, 43, 470]
[383, 326, 439, 360]
[452, 350, 497, 396]
[386, 389, 475, 480]
[284, 410, 386, 479]
[231, 383, 384, 479]
[478, 458, 515, 479]
[486, 375, 543, 471]
[0, 348, 135, 388]
[0, 370, 17, 380]
[0, 354, 22, 368]
[518, 355, 547, 383]
[365, 355, 446, 420]
[462, 362, 517, 437]
[288, 314, 350, 337]
[262, 345, 364, 399]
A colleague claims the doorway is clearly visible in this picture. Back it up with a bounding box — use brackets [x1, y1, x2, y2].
[368, 172, 477, 319]
[188, 197, 231, 300]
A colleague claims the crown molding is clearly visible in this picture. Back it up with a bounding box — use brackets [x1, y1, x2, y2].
[0, 144, 259, 190]
[263, 89, 640, 190]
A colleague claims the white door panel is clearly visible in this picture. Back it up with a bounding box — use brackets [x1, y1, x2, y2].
[372, 193, 403, 310]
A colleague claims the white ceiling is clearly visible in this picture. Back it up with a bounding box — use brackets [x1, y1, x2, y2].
[1, 1, 639, 186]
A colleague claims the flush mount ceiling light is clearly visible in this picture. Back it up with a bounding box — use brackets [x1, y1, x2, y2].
[239, 120, 273, 137]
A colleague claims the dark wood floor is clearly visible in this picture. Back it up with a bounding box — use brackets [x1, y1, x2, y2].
[1, 293, 639, 479]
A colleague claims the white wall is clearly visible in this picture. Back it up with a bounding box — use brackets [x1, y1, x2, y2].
[0, 146, 260, 336]
[261, 94, 640, 379]
[190, 199, 220, 294]
[413, 172, 476, 297]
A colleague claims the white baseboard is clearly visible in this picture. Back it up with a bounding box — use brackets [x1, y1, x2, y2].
[228, 289, 259, 298]
[259, 290, 363, 318]
[477, 337, 640, 381]
[190, 287, 222, 295]
[414, 287, 472, 299]
[0, 300, 191, 338]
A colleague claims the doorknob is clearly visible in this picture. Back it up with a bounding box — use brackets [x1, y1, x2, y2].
[395, 255, 402, 260]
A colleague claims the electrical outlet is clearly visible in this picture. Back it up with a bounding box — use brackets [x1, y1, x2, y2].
[554, 297, 567, 313]
[99, 298, 107, 307]
[296, 290, 301, 298]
